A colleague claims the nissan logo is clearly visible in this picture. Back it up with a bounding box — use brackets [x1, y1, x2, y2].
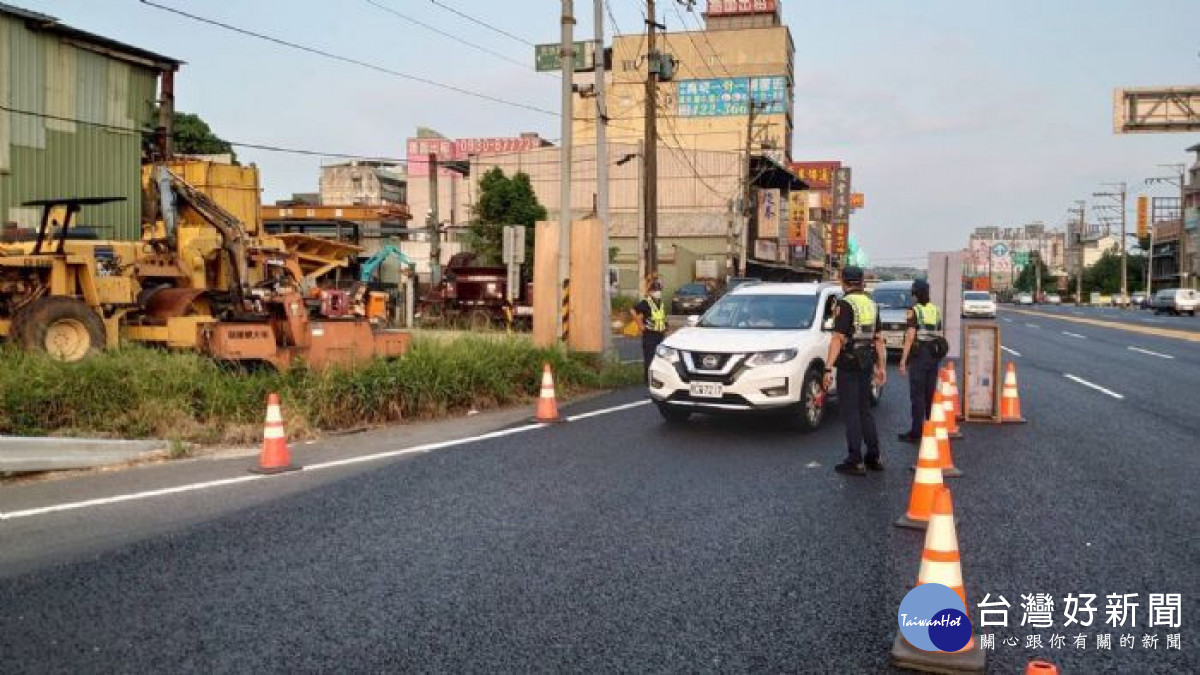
[702, 355, 720, 369]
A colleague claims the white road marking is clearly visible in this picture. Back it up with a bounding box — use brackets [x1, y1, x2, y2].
[1128, 346, 1174, 359]
[0, 399, 652, 521]
[1001, 346, 1021, 357]
[1025, 323, 1040, 328]
[1064, 373, 1124, 400]
[1062, 331, 1086, 339]
[1001, 318, 1013, 323]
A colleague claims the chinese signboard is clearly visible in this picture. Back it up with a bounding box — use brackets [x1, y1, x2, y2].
[1137, 195, 1149, 238]
[754, 239, 779, 262]
[534, 42, 595, 72]
[706, 0, 777, 16]
[789, 161, 840, 190]
[830, 222, 849, 256]
[757, 188, 780, 242]
[406, 136, 545, 177]
[964, 324, 1000, 421]
[787, 191, 808, 245]
[850, 193, 865, 209]
[831, 167, 852, 223]
[675, 77, 788, 117]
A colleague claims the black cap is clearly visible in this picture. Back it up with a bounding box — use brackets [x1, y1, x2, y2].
[912, 278, 930, 293]
[841, 266, 864, 282]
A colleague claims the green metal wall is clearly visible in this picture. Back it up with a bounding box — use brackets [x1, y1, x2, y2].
[0, 15, 159, 240]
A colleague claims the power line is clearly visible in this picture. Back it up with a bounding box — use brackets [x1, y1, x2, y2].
[428, 0, 536, 47]
[138, 0, 557, 117]
[362, 0, 541, 74]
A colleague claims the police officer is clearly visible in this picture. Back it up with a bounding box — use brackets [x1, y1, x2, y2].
[823, 266, 887, 475]
[632, 279, 667, 383]
[897, 279, 943, 443]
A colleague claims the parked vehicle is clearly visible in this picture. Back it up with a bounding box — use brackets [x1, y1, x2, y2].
[871, 280, 914, 352]
[1045, 293, 1062, 305]
[1130, 292, 1147, 308]
[671, 282, 718, 315]
[724, 276, 761, 294]
[1015, 292, 1035, 306]
[1111, 293, 1130, 308]
[418, 252, 532, 330]
[962, 291, 997, 318]
[1151, 288, 1200, 316]
[647, 282, 880, 430]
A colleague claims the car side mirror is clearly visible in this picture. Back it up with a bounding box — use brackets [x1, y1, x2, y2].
[686, 315, 701, 327]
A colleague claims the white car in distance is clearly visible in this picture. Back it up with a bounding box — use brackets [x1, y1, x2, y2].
[648, 282, 880, 430]
[962, 291, 997, 318]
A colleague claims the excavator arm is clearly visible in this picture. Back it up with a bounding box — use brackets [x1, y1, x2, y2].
[359, 244, 415, 283]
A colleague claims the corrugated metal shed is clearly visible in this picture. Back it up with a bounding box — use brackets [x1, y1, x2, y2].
[0, 4, 178, 239]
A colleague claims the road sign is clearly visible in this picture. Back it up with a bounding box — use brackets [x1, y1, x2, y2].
[991, 243, 1009, 258]
[1136, 195, 1149, 238]
[535, 42, 594, 72]
[502, 225, 526, 264]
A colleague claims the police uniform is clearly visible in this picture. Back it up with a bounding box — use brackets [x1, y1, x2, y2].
[904, 300, 944, 440]
[634, 291, 667, 382]
[832, 289, 883, 468]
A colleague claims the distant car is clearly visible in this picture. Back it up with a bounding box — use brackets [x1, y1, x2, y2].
[962, 291, 997, 318]
[1045, 293, 1061, 305]
[671, 282, 718, 315]
[1016, 292, 1034, 306]
[872, 280, 914, 352]
[1130, 292, 1147, 308]
[1111, 293, 1130, 308]
[1151, 288, 1200, 316]
[724, 277, 761, 294]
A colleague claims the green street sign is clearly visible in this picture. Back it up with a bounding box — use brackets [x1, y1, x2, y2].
[535, 42, 594, 72]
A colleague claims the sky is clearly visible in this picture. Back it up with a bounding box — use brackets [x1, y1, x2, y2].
[30, 0, 1200, 265]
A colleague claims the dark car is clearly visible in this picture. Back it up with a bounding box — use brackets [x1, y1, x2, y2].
[671, 282, 717, 315]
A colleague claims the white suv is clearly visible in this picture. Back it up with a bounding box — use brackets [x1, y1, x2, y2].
[648, 282, 879, 430]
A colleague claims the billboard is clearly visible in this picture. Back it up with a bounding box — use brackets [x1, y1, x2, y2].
[757, 188, 781, 242]
[789, 161, 840, 190]
[707, 0, 777, 16]
[831, 167, 852, 223]
[534, 41, 595, 72]
[406, 136, 546, 177]
[830, 222, 849, 256]
[850, 193, 865, 209]
[676, 76, 788, 117]
[787, 191, 808, 245]
[1137, 195, 1149, 239]
[1113, 87, 1200, 134]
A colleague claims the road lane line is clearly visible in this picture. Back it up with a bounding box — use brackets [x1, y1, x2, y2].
[1000, 346, 1021, 357]
[1128, 346, 1174, 359]
[1008, 308, 1200, 344]
[1062, 331, 1086, 339]
[1001, 318, 1013, 323]
[1063, 374, 1124, 400]
[1025, 323, 1040, 328]
[0, 399, 652, 521]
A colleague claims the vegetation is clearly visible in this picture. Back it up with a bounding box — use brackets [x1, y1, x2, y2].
[0, 338, 640, 444]
[465, 168, 547, 266]
[1013, 258, 1051, 293]
[1083, 248, 1147, 295]
[172, 111, 237, 162]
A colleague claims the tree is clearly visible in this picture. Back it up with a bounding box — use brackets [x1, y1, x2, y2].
[466, 168, 547, 265]
[172, 112, 237, 162]
[1013, 258, 1051, 293]
[1082, 248, 1147, 294]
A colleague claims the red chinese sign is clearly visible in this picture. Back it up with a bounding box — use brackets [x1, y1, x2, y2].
[830, 222, 849, 256]
[789, 161, 841, 190]
[707, 0, 776, 16]
[406, 136, 545, 176]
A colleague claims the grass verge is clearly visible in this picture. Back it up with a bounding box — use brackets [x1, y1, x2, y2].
[0, 336, 641, 444]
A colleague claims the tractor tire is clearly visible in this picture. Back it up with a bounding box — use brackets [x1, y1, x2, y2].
[16, 297, 107, 362]
[468, 310, 492, 332]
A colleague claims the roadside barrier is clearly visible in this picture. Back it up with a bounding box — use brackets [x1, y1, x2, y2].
[250, 393, 299, 474]
[1000, 362, 1027, 423]
[896, 421, 944, 530]
[535, 363, 563, 423]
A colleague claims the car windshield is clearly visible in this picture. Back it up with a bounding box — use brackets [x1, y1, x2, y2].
[964, 292, 991, 301]
[677, 283, 708, 296]
[699, 294, 817, 330]
[872, 288, 912, 309]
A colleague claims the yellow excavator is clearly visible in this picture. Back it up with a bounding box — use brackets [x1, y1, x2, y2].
[0, 160, 409, 368]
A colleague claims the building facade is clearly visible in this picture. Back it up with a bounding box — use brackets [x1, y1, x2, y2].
[967, 223, 1067, 291]
[0, 4, 179, 239]
[319, 160, 406, 207]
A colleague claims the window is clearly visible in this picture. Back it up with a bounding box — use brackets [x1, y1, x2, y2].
[700, 294, 818, 330]
[873, 288, 913, 309]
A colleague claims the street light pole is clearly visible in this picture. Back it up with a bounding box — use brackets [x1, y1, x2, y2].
[593, 0, 611, 354]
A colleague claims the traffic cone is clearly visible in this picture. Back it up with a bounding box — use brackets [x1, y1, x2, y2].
[891, 487, 987, 673]
[895, 421, 944, 530]
[945, 362, 964, 421]
[534, 363, 563, 423]
[930, 392, 962, 478]
[940, 373, 963, 439]
[250, 393, 299, 474]
[1025, 660, 1060, 675]
[1000, 362, 1027, 423]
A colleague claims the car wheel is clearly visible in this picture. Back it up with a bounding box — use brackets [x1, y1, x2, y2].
[656, 402, 691, 424]
[791, 368, 825, 432]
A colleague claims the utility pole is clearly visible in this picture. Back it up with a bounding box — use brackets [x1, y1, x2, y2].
[1094, 182, 1128, 304]
[741, 101, 763, 278]
[428, 153, 441, 286]
[1147, 164, 1188, 289]
[1071, 200, 1086, 304]
[559, 0, 575, 341]
[593, 0, 611, 353]
[643, 0, 660, 281]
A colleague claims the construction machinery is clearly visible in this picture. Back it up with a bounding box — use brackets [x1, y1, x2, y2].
[0, 160, 410, 368]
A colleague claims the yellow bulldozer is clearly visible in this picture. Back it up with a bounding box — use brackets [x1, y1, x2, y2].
[0, 160, 409, 368]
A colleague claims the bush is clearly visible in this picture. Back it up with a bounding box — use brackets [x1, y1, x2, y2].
[0, 337, 640, 443]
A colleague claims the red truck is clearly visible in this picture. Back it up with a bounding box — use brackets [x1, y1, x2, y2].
[417, 253, 532, 330]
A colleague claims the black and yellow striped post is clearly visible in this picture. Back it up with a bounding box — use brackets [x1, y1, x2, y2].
[561, 278, 570, 343]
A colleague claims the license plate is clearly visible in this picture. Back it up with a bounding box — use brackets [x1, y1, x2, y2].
[886, 335, 904, 347]
[689, 382, 724, 399]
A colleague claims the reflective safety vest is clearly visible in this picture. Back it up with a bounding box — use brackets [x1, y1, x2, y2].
[644, 296, 666, 332]
[843, 292, 877, 343]
[913, 302, 942, 341]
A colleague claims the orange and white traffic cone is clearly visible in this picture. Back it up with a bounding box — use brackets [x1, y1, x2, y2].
[940, 369, 964, 439]
[895, 421, 944, 530]
[945, 362, 964, 421]
[930, 391, 963, 478]
[250, 393, 299, 474]
[534, 363, 563, 423]
[891, 487, 987, 672]
[1025, 660, 1060, 675]
[1000, 362, 1026, 423]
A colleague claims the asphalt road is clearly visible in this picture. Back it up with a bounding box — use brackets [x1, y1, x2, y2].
[1008, 303, 1200, 334]
[2, 317, 1197, 672]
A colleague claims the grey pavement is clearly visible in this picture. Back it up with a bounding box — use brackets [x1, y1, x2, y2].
[0, 437, 165, 472]
[0, 321, 1197, 672]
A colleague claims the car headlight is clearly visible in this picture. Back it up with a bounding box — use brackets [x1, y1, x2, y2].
[746, 348, 798, 367]
[655, 344, 680, 363]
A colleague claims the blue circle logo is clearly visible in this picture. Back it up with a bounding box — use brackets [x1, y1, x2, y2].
[898, 583, 972, 652]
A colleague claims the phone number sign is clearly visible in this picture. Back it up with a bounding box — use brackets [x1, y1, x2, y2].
[676, 77, 788, 117]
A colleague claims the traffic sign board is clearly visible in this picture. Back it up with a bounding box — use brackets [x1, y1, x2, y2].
[991, 243, 1009, 258]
